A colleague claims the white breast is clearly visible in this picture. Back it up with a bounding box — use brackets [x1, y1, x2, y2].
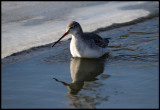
[70, 35, 107, 58]
[70, 36, 83, 57]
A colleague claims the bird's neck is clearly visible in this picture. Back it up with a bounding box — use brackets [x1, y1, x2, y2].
[72, 32, 84, 40]
[72, 30, 84, 40]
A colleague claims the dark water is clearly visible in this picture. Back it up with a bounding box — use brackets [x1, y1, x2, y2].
[2, 17, 159, 108]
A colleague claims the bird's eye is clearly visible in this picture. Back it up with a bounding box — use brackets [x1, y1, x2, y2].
[70, 26, 74, 29]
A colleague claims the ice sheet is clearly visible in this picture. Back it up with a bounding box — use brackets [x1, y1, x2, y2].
[2, 1, 159, 58]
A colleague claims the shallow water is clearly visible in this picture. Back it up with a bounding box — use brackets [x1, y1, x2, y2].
[2, 17, 159, 108]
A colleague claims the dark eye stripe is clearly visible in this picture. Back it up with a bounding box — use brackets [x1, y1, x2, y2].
[70, 26, 74, 29]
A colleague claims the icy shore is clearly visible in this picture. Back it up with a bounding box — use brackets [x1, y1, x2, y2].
[2, 1, 159, 58]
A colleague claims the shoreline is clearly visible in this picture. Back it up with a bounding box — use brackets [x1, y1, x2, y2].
[2, 15, 159, 66]
[2, 2, 159, 59]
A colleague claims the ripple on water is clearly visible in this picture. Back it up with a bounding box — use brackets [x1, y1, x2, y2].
[103, 17, 159, 63]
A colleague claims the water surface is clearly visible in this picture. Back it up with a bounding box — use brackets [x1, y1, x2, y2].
[2, 17, 159, 108]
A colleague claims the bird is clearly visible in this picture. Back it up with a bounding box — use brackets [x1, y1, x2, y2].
[52, 21, 109, 58]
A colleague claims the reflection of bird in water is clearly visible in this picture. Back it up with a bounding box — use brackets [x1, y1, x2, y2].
[68, 57, 105, 94]
[53, 56, 109, 95]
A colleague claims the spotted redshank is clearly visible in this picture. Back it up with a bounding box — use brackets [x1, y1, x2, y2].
[52, 21, 109, 58]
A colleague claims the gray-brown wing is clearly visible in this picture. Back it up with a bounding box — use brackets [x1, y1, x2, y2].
[93, 34, 109, 48]
[84, 33, 110, 48]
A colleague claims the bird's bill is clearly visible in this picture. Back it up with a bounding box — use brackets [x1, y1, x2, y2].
[52, 31, 69, 47]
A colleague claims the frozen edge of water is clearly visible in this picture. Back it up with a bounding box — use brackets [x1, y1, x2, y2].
[2, 14, 159, 66]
